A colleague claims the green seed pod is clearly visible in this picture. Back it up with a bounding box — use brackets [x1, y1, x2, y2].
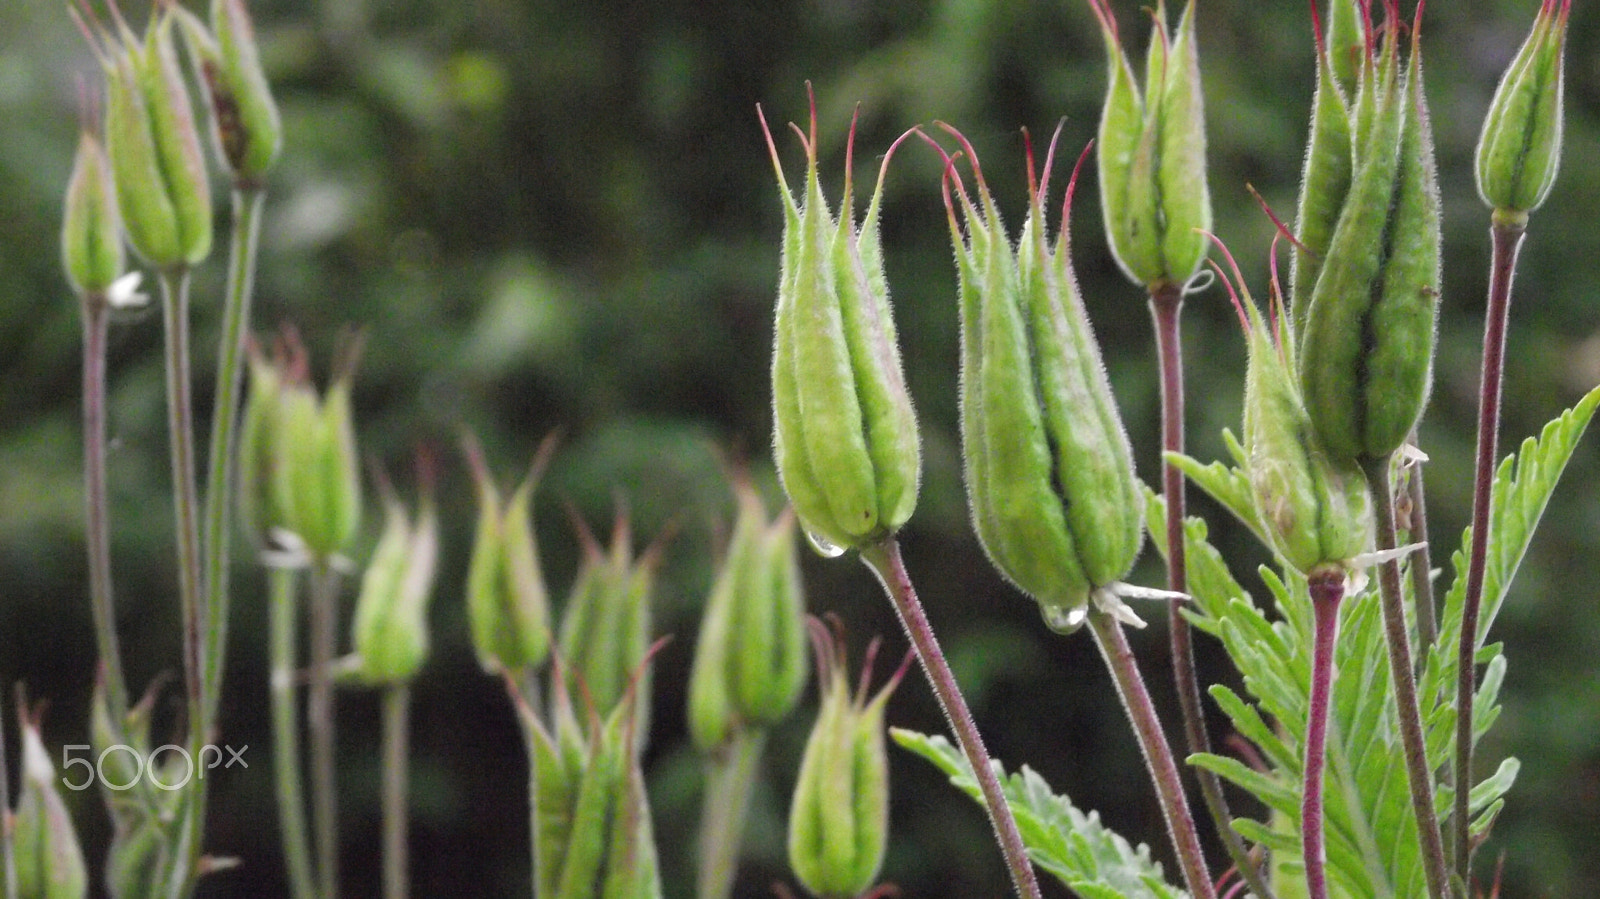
[463, 433, 556, 675]
[1088, 0, 1212, 290]
[238, 336, 294, 550]
[170, 0, 283, 185]
[788, 620, 907, 899]
[1323, 0, 1365, 100]
[764, 92, 920, 556]
[1289, 2, 1357, 340]
[554, 512, 659, 734]
[1299, 5, 1440, 463]
[91, 7, 211, 268]
[688, 478, 808, 752]
[13, 710, 88, 899]
[350, 461, 439, 685]
[270, 334, 363, 558]
[938, 127, 1143, 630]
[61, 127, 125, 302]
[522, 657, 662, 899]
[1217, 243, 1373, 575]
[1476, 0, 1569, 219]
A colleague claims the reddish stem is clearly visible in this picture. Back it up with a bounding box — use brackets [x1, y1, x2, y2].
[1303, 571, 1346, 899]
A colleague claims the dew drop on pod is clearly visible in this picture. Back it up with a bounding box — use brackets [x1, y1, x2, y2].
[762, 89, 920, 558]
[934, 126, 1147, 633]
[1297, 0, 1441, 464]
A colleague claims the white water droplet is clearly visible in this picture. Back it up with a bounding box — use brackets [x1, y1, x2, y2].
[805, 529, 847, 558]
[1042, 604, 1087, 634]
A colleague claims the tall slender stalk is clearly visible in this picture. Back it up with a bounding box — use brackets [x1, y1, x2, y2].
[1151, 283, 1274, 899]
[1360, 455, 1451, 899]
[270, 566, 317, 899]
[157, 268, 206, 738]
[858, 538, 1042, 899]
[1086, 608, 1219, 899]
[201, 186, 269, 731]
[1454, 218, 1525, 879]
[696, 730, 766, 899]
[308, 559, 342, 899]
[1404, 458, 1438, 656]
[82, 299, 134, 733]
[1301, 572, 1346, 899]
[382, 685, 411, 899]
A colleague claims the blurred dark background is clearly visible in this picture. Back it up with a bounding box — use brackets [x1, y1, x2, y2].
[3, 0, 1599, 895]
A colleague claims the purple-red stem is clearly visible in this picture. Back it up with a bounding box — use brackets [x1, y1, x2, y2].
[1455, 218, 1525, 880]
[1087, 609, 1219, 899]
[83, 300, 133, 730]
[1361, 455, 1451, 899]
[859, 538, 1042, 899]
[1152, 285, 1273, 898]
[1303, 571, 1346, 899]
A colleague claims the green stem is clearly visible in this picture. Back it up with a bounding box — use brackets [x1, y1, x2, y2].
[308, 558, 342, 899]
[157, 268, 206, 747]
[696, 730, 767, 899]
[1454, 217, 1525, 882]
[382, 685, 411, 899]
[82, 299, 135, 735]
[201, 186, 268, 732]
[858, 537, 1042, 899]
[270, 566, 317, 899]
[1360, 455, 1451, 899]
[1152, 283, 1274, 899]
[1086, 608, 1219, 899]
[1404, 454, 1438, 660]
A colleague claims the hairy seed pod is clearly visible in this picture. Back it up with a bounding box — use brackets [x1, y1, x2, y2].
[1476, 0, 1569, 219]
[61, 127, 125, 302]
[939, 127, 1143, 629]
[1290, 2, 1357, 340]
[765, 91, 921, 556]
[170, 0, 284, 184]
[1299, 6, 1440, 463]
[464, 434, 556, 675]
[351, 462, 438, 685]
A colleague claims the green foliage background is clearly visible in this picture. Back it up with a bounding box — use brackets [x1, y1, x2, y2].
[2, 0, 1598, 894]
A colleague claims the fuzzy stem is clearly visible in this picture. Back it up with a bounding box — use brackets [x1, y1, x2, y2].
[1086, 608, 1219, 899]
[1361, 455, 1451, 899]
[695, 730, 767, 899]
[270, 566, 317, 899]
[858, 538, 1042, 899]
[1151, 283, 1275, 899]
[1454, 218, 1524, 881]
[201, 186, 268, 732]
[308, 558, 342, 899]
[158, 268, 206, 746]
[382, 685, 411, 899]
[1302, 572, 1346, 899]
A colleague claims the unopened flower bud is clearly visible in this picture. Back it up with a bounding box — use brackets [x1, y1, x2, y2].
[1299, 4, 1440, 463]
[554, 511, 660, 733]
[936, 127, 1143, 631]
[1089, 0, 1212, 290]
[688, 477, 808, 752]
[13, 708, 88, 899]
[787, 619, 908, 899]
[763, 90, 921, 557]
[1476, 0, 1569, 220]
[350, 459, 438, 685]
[61, 127, 124, 301]
[171, 0, 283, 184]
[463, 433, 556, 675]
[89, 6, 212, 268]
[522, 658, 662, 898]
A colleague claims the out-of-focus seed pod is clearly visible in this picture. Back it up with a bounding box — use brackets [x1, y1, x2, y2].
[1299, 3, 1440, 463]
[1088, 0, 1212, 290]
[1476, 0, 1569, 220]
[937, 127, 1143, 632]
[464, 434, 557, 676]
[521, 658, 662, 899]
[350, 459, 439, 685]
[13, 708, 89, 899]
[237, 337, 293, 551]
[764, 90, 920, 556]
[553, 512, 660, 734]
[1215, 241, 1374, 577]
[62, 126, 125, 302]
[171, 0, 283, 184]
[787, 619, 908, 899]
[263, 333, 363, 558]
[86, 6, 211, 268]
